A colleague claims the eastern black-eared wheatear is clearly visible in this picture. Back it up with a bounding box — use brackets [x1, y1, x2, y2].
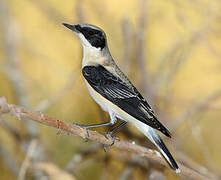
[63, 23, 180, 173]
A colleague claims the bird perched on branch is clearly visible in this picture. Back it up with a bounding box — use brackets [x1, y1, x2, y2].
[63, 23, 180, 173]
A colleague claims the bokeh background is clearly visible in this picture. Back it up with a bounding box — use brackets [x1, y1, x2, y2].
[0, 0, 221, 179]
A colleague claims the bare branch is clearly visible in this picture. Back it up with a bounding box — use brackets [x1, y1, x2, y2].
[18, 139, 38, 180]
[136, 0, 156, 109]
[188, 118, 217, 175]
[170, 90, 221, 130]
[76, 0, 85, 23]
[119, 166, 134, 180]
[177, 152, 218, 180]
[0, 0, 39, 138]
[149, 170, 165, 180]
[0, 97, 213, 180]
[34, 162, 76, 180]
[136, 0, 149, 93]
[121, 17, 132, 74]
[65, 143, 101, 173]
[29, 0, 68, 23]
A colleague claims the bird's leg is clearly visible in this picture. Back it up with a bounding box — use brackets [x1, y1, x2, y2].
[73, 111, 117, 142]
[73, 122, 116, 142]
[103, 112, 127, 151]
[107, 121, 127, 139]
[104, 121, 127, 151]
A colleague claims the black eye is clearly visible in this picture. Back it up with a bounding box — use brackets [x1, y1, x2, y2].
[90, 35, 105, 49]
[88, 30, 95, 35]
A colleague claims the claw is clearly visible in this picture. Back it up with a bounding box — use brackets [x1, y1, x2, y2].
[73, 123, 90, 142]
[103, 144, 108, 152]
[84, 128, 89, 142]
[106, 132, 115, 146]
[103, 131, 115, 152]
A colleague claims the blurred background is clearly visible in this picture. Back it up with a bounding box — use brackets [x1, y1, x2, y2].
[0, 0, 221, 179]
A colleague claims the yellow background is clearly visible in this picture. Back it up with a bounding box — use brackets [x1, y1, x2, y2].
[0, 0, 221, 179]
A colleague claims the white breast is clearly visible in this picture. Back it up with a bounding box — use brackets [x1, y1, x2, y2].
[85, 81, 109, 112]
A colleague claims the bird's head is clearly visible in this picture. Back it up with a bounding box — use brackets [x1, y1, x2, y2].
[63, 23, 107, 52]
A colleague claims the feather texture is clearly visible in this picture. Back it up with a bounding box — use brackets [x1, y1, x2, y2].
[82, 65, 171, 137]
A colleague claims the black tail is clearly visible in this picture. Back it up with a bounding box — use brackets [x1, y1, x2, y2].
[151, 131, 180, 173]
[132, 120, 180, 173]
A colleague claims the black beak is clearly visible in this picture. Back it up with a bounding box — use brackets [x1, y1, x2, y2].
[62, 23, 79, 33]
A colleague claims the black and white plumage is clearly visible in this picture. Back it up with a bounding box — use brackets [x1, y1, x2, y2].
[82, 65, 171, 137]
[63, 23, 180, 173]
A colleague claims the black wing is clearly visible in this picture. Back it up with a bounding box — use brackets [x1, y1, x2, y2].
[82, 65, 171, 137]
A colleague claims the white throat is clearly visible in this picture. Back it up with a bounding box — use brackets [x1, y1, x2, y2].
[82, 46, 103, 66]
[76, 33, 111, 67]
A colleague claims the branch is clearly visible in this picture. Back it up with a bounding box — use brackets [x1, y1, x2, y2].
[0, 0, 39, 138]
[170, 90, 221, 131]
[0, 97, 211, 180]
[34, 162, 76, 180]
[18, 139, 38, 180]
[149, 170, 165, 180]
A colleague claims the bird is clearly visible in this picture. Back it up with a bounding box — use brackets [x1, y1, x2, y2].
[63, 23, 180, 173]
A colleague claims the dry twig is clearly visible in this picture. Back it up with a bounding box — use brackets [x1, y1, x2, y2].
[34, 162, 76, 180]
[18, 139, 38, 180]
[149, 170, 165, 180]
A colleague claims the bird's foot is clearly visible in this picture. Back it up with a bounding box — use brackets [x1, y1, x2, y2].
[73, 123, 90, 142]
[104, 131, 115, 152]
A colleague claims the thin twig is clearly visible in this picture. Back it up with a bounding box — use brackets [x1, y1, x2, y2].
[18, 139, 38, 180]
[121, 17, 132, 74]
[76, 0, 85, 23]
[30, 0, 68, 23]
[119, 166, 134, 180]
[65, 143, 101, 172]
[188, 117, 217, 175]
[149, 169, 165, 180]
[170, 90, 221, 130]
[177, 151, 218, 180]
[34, 162, 76, 180]
[136, 0, 148, 93]
[0, 0, 39, 138]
